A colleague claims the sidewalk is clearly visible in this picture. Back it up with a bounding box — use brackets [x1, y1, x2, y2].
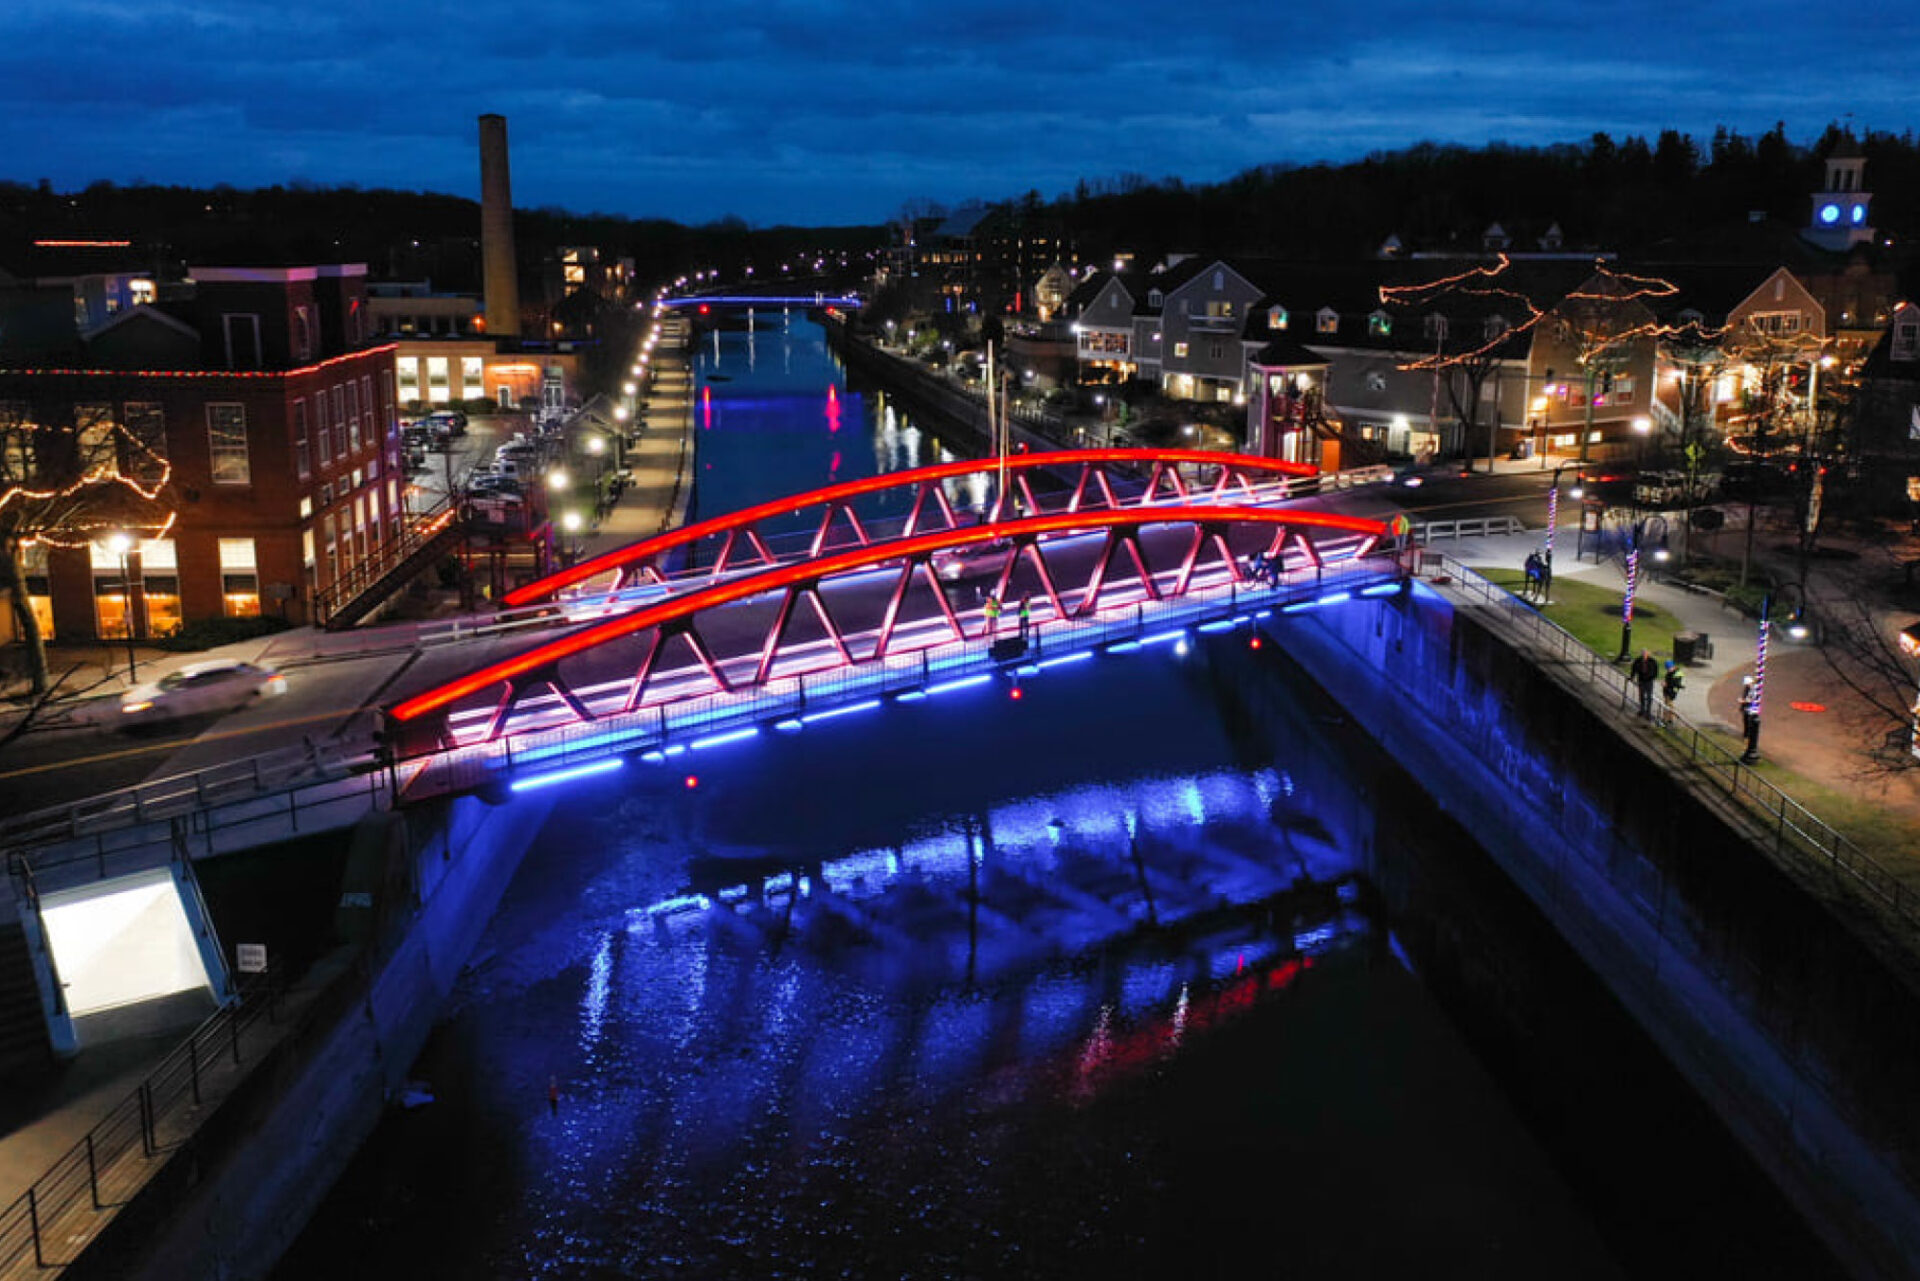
[1434, 525, 1920, 837]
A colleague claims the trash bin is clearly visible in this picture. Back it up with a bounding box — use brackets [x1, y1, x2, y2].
[1673, 632, 1699, 665]
[1696, 632, 1714, 660]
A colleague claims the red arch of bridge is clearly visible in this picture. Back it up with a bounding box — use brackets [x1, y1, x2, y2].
[392, 503, 1386, 725]
[502, 448, 1319, 608]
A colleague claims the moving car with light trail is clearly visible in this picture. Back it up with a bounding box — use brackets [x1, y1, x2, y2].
[118, 659, 287, 726]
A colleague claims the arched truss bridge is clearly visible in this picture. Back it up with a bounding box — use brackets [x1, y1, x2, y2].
[392, 501, 1390, 745]
[503, 448, 1321, 609]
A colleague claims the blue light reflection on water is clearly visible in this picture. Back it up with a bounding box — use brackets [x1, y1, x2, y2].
[276, 317, 1651, 1281]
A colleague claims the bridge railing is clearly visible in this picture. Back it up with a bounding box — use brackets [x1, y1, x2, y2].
[1430, 553, 1920, 933]
[2, 754, 394, 894]
[0, 973, 280, 1274]
[401, 555, 1406, 802]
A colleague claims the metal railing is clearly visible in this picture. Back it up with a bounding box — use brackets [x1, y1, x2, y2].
[3, 752, 393, 893]
[312, 494, 459, 628]
[400, 556, 1408, 802]
[1413, 515, 1525, 541]
[1429, 552, 1920, 931]
[0, 974, 279, 1274]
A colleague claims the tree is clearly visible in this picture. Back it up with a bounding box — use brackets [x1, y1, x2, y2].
[1379, 257, 1547, 471]
[1542, 264, 1673, 462]
[1657, 324, 1730, 564]
[0, 400, 171, 694]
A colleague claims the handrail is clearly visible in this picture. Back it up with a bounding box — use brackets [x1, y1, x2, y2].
[0, 973, 280, 1273]
[312, 494, 459, 626]
[1428, 552, 1919, 932]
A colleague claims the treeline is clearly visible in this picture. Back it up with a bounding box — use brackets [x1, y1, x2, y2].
[0, 178, 882, 291]
[1046, 122, 1920, 268]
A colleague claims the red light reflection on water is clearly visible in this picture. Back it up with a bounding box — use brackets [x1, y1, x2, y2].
[1068, 954, 1314, 1104]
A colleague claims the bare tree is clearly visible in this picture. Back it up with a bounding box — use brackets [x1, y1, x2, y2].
[0, 399, 171, 694]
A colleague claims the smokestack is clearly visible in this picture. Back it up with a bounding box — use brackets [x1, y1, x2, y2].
[478, 113, 521, 338]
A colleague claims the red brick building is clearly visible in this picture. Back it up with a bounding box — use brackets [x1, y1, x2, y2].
[0, 263, 403, 639]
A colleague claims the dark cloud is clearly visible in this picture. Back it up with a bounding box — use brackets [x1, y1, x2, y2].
[0, 0, 1912, 225]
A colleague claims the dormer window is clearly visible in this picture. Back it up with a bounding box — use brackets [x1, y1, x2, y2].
[1678, 308, 1705, 326]
[1368, 311, 1393, 338]
[1268, 306, 1289, 331]
[1484, 315, 1510, 342]
[1148, 289, 1164, 308]
[1107, 293, 1120, 310]
[1423, 314, 1448, 340]
[1315, 308, 1339, 335]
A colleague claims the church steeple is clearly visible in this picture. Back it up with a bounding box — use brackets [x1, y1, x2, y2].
[1804, 134, 1874, 252]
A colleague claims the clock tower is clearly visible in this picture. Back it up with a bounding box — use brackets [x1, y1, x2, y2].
[1804, 135, 1874, 252]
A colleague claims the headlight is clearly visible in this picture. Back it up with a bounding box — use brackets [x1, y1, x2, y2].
[122, 700, 154, 714]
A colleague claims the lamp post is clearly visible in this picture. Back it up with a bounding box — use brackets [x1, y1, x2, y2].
[101, 531, 137, 681]
[1744, 595, 1771, 764]
[1632, 414, 1652, 469]
[561, 510, 584, 564]
[1899, 622, 1920, 759]
[1616, 526, 1639, 662]
[1543, 462, 1584, 592]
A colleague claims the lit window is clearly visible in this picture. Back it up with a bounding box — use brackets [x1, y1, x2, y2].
[207, 404, 250, 484]
[1369, 312, 1393, 337]
[219, 538, 260, 617]
[1316, 309, 1338, 335]
[1173, 342, 1189, 359]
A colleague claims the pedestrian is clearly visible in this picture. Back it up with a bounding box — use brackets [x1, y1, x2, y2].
[1018, 595, 1032, 640]
[1629, 648, 1660, 721]
[1538, 550, 1553, 602]
[984, 594, 1002, 637]
[1523, 551, 1543, 600]
[1739, 676, 1762, 763]
[1660, 659, 1684, 728]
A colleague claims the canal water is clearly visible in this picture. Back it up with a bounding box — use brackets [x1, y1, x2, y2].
[274, 315, 1842, 1279]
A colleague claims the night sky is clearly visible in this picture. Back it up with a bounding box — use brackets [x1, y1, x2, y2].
[4, 0, 1912, 227]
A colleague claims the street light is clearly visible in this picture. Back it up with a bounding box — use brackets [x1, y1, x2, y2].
[1616, 526, 1639, 662]
[561, 510, 584, 565]
[1898, 622, 1920, 758]
[100, 531, 137, 680]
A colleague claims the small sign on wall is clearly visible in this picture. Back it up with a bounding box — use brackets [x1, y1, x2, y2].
[236, 943, 268, 973]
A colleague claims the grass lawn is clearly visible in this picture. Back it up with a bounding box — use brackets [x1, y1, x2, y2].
[1474, 567, 1689, 664]
[1475, 563, 1920, 875]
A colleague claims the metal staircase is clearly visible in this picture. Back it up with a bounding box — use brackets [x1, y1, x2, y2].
[314, 498, 464, 631]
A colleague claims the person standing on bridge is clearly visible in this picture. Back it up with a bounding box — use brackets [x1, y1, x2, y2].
[1018, 595, 1032, 640]
[984, 594, 1002, 638]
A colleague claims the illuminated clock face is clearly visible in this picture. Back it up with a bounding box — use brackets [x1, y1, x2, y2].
[1819, 202, 1841, 225]
[1851, 203, 1867, 225]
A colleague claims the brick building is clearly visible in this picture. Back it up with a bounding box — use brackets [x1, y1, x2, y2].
[0, 263, 402, 641]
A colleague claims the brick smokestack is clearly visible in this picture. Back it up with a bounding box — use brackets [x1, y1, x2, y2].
[478, 113, 521, 338]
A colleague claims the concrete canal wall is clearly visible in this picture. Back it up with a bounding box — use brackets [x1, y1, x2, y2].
[1268, 582, 1920, 1281]
[68, 789, 554, 1281]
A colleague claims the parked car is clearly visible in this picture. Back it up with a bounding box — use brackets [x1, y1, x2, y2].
[118, 660, 287, 727]
[932, 538, 1016, 582]
[423, 409, 468, 437]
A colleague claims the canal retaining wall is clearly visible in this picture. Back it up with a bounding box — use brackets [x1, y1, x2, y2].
[67, 788, 555, 1281]
[1268, 582, 1920, 1281]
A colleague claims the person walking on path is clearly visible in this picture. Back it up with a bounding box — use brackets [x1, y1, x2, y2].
[1660, 660, 1684, 728]
[1629, 649, 1660, 721]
